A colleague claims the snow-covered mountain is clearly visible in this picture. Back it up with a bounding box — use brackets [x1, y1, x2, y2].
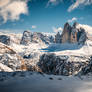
[20, 31, 54, 45]
[55, 22, 87, 45]
[0, 22, 92, 76]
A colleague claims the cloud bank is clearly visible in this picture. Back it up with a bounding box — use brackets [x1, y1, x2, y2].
[47, 0, 63, 7]
[32, 25, 37, 29]
[52, 26, 63, 33]
[68, 0, 92, 12]
[76, 24, 92, 35]
[68, 17, 77, 23]
[0, 0, 28, 23]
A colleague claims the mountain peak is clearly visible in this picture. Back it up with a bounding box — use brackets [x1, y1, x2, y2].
[55, 22, 87, 45]
[73, 22, 79, 28]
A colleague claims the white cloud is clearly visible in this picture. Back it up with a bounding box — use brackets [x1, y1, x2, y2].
[32, 25, 37, 29]
[52, 26, 63, 33]
[0, 0, 28, 23]
[76, 24, 92, 35]
[68, 17, 77, 23]
[46, 0, 63, 7]
[68, 0, 92, 12]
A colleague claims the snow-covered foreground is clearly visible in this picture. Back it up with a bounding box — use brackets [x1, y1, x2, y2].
[0, 72, 92, 92]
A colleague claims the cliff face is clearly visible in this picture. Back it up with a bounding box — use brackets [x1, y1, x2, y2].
[61, 22, 72, 43]
[55, 32, 62, 43]
[0, 35, 10, 45]
[55, 22, 87, 45]
[0, 42, 26, 71]
[20, 31, 32, 45]
[20, 31, 54, 45]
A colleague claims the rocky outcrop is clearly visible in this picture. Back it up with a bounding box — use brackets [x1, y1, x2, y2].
[61, 22, 72, 43]
[78, 56, 92, 75]
[0, 42, 27, 71]
[31, 32, 43, 43]
[55, 32, 62, 43]
[0, 42, 16, 54]
[20, 31, 32, 45]
[78, 28, 87, 45]
[55, 22, 87, 45]
[0, 35, 10, 45]
[0, 63, 13, 72]
[0, 54, 22, 71]
[37, 53, 88, 76]
[20, 31, 54, 45]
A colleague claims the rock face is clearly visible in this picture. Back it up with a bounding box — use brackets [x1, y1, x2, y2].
[55, 22, 87, 45]
[0, 42, 27, 71]
[31, 32, 43, 43]
[20, 31, 32, 45]
[78, 28, 87, 45]
[20, 31, 54, 45]
[78, 56, 92, 75]
[0, 35, 10, 45]
[55, 32, 62, 43]
[0, 63, 13, 72]
[38, 53, 88, 76]
[61, 22, 72, 43]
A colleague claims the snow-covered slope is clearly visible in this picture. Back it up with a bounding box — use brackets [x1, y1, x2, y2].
[0, 72, 92, 92]
[76, 24, 92, 35]
[0, 63, 13, 72]
[41, 39, 92, 56]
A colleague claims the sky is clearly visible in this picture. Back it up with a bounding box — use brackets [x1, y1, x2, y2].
[0, 0, 92, 33]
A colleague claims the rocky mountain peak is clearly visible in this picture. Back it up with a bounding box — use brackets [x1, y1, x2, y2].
[55, 22, 87, 45]
[20, 31, 54, 45]
[63, 22, 71, 32]
[73, 22, 79, 28]
[0, 35, 10, 45]
[20, 30, 32, 45]
[55, 32, 61, 43]
[60, 22, 71, 43]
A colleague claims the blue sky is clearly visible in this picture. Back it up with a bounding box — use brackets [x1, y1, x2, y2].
[0, 0, 92, 33]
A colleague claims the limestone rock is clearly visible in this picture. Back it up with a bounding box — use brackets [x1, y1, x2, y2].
[31, 32, 43, 43]
[55, 22, 87, 45]
[78, 28, 87, 45]
[78, 56, 92, 75]
[0, 35, 10, 45]
[0, 42, 26, 71]
[20, 31, 32, 45]
[0, 63, 13, 72]
[61, 22, 72, 43]
[55, 32, 62, 43]
[38, 53, 88, 76]
[20, 31, 54, 45]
